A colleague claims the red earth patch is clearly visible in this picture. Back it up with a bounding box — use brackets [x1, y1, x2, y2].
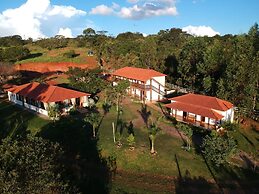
[15, 60, 97, 73]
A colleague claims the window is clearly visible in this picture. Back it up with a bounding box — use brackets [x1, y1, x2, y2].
[16, 94, 24, 101]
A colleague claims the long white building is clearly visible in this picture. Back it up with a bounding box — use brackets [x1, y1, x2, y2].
[7, 82, 90, 116]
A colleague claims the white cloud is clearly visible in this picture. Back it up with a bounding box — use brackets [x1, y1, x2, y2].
[90, 5, 114, 15]
[57, 27, 73, 38]
[48, 5, 86, 18]
[182, 25, 220, 37]
[112, 2, 121, 10]
[90, 0, 178, 20]
[127, 0, 140, 3]
[0, 0, 86, 39]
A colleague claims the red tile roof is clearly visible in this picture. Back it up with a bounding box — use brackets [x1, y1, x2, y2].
[7, 82, 90, 103]
[169, 93, 233, 111]
[112, 67, 166, 82]
[165, 102, 224, 120]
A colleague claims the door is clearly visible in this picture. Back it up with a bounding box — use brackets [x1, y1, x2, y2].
[76, 97, 80, 106]
[183, 111, 187, 119]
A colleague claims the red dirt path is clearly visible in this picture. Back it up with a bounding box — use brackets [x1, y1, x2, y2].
[15, 61, 97, 73]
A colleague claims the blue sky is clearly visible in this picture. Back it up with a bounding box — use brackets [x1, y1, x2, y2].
[0, 0, 258, 39]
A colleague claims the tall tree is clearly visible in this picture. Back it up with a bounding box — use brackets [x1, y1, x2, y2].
[178, 37, 206, 89]
[176, 123, 193, 151]
[84, 112, 101, 138]
[113, 80, 130, 112]
[83, 28, 96, 37]
[148, 123, 160, 154]
[0, 135, 75, 193]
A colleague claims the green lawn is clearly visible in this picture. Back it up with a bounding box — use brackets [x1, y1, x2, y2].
[229, 126, 259, 154]
[98, 104, 211, 177]
[0, 99, 258, 193]
[17, 46, 93, 64]
[0, 100, 50, 136]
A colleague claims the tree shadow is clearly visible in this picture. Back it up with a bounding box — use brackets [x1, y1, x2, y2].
[216, 164, 259, 193]
[238, 130, 255, 147]
[0, 103, 38, 140]
[250, 124, 258, 134]
[138, 103, 151, 126]
[7, 70, 43, 85]
[191, 126, 210, 154]
[0, 114, 30, 140]
[127, 121, 134, 135]
[174, 172, 219, 194]
[102, 103, 112, 115]
[21, 52, 43, 60]
[116, 118, 127, 135]
[38, 117, 112, 193]
[174, 153, 219, 193]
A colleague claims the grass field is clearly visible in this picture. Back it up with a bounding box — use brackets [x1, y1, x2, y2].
[17, 46, 96, 64]
[0, 98, 258, 193]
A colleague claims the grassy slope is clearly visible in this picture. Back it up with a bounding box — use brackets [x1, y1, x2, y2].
[17, 44, 94, 64]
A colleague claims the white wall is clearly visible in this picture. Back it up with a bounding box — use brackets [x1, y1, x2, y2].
[8, 92, 23, 106]
[209, 119, 216, 125]
[144, 76, 166, 101]
[196, 115, 201, 121]
[153, 76, 165, 85]
[212, 108, 234, 123]
[176, 110, 183, 117]
[146, 91, 150, 101]
[24, 103, 48, 116]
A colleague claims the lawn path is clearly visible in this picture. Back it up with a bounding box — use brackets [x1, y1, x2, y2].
[123, 99, 186, 141]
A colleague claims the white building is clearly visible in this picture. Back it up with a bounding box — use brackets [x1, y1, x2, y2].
[112, 67, 166, 102]
[165, 93, 234, 129]
[7, 82, 90, 117]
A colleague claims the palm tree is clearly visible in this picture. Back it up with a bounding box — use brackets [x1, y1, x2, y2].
[47, 104, 61, 122]
[84, 112, 101, 138]
[176, 123, 193, 151]
[148, 123, 160, 154]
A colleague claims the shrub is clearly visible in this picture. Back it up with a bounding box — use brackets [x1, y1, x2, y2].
[63, 50, 77, 58]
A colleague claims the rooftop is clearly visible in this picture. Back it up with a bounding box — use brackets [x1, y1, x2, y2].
[112, 66, 166, 82]
[165, 102, 224, 120]
[169, 93, 233, 111]
[7, 82, 90, 103]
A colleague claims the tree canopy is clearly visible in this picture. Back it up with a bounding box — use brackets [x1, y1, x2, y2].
[202, 132, 237, 167]
[0, 135, 75, 194]
[67, 67, 106, 94]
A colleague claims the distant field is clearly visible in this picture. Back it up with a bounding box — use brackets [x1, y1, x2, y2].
[18, 46, 96, 65]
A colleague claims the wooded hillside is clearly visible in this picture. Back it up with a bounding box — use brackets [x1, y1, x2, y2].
[0, 24, 258, 115]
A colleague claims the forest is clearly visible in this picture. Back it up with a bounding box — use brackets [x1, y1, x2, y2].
[0, 23, 258, 117]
